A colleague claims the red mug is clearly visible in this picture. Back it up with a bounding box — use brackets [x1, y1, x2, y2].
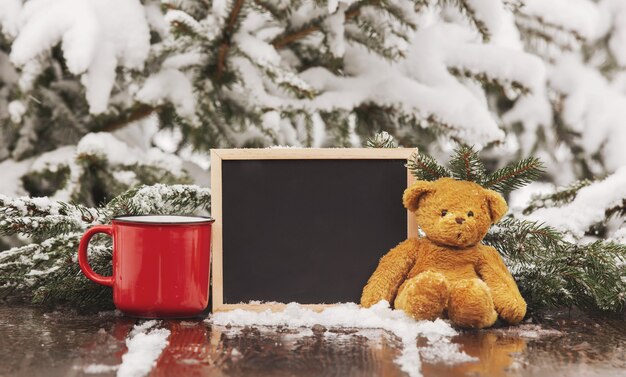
[78, 215, 214, 318]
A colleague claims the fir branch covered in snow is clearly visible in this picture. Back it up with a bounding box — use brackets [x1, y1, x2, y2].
[366, 131, 398, 148]
[485, 218, 626, 312]
[4, 131, 192, 206]
[0, 183, 210, 309]
[524, 167, 626, 240]
[0, 0, 548, 156]
[105, 184, 211, 219]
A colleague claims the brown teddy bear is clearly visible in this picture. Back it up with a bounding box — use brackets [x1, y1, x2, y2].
[361, 177, 526, 329]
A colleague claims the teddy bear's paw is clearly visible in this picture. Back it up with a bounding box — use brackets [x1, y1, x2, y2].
[360, 295, 380, 308]
[448, 279, 498, 329]
[497, 299, 527, 325]
[394, 271, 448, 321]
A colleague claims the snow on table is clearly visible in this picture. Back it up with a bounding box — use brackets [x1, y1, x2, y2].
[84, 320, 170, 377]
[210, 301, 477, 377]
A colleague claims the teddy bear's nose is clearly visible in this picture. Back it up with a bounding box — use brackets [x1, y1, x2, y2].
[455, 217, 465, 224]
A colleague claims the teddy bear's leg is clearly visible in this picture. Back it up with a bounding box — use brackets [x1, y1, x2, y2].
[394, 271, 449, 321]
[448, 279, 498, 329]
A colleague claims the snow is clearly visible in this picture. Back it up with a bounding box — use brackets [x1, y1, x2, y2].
[77, 132, 185, 177]
[519, 0, 599, 40]
[289, 21, 544, 145]
[261, 111, 281, 133]
[327, 0, 358, 14]
[0, 0, 21, 37]
[235, 32, 282, 67]
[163, 10, 202, 35]
[548, 55, 626, 173]
[527, 166, 626, 238]
[119, 184, 211, 215]
[30, 145, 76, 173]
[508, 182, 555, 214]
[136, 69, 196, 118]
[502, 91, 552, 155]
[17, 131, 188, 201]
[599, 0, 626, 67]
[117, 321, 170, 377]
[324, 5, 346, 57]
[25, 265, 60, 276]
[112, 171, 137, 186]
[463, 0, 505, 37]
[77, 321, 171, 377]
[162, 53, 206, 70]
[0, 158, 33, 197]
[211, 301, 476, 377]
[9, 0, 150, 113]
[7, 100, 26, 123]
[0, 0, 559, 149]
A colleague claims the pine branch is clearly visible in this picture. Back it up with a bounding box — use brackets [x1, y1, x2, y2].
[442, 0, 491, 41]
[253, 0, 286, 19]
[215, 0, 246, 81]
[0, 196, 102, 237]
[104, 184, 211, 219]
[0, 233, 82, 300]
[486, 217, 626, 312]
[523, 179, 592, 215]
[406, 150, 452, 181]
[271, 5, 362, 49]
[484, 157, 544, 194]
[0, 183, 211, 310]
[0, 215, 85, 238]
[366, 131, 398, 148]
[32, 240, 113, 311]
[448, 67, 531, 96]
[97, 104, 160, 133]
[448, 145, 486, 183]
[485, 217, 564, 262]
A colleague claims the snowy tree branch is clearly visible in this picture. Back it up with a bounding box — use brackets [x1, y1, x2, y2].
[271, 6, 362, 49]
[215, 0, 246, 81]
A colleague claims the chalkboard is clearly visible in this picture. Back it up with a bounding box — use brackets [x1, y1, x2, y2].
[210, 148, 417, 312]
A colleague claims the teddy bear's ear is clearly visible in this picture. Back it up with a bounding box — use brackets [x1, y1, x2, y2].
[484, 189, 508, 223]
[403, 181, 434, 212]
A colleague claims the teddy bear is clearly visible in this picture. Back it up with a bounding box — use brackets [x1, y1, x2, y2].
[361, 177, 526, 329]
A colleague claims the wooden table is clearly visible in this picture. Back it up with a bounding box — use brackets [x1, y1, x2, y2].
[0, 305, 624, 377]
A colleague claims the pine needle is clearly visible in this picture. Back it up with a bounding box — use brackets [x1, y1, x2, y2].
[406, 150, 452, 181]
[448, 145, 486, 183]
[484, 157, 544, 194]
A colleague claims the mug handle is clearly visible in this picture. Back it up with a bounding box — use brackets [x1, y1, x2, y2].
[78, 225, 114, 287]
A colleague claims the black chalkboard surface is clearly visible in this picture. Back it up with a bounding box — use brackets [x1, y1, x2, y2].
[210, 149, 416, 312]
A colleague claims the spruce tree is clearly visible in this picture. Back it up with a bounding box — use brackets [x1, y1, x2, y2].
[1, 1, 626, 313]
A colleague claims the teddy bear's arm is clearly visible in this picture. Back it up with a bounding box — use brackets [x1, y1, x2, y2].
[360, 238, 420, 308]
[476, 246, 527, 324]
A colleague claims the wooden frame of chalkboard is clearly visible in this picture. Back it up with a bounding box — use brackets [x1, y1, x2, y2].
[210, 148, 417, 312]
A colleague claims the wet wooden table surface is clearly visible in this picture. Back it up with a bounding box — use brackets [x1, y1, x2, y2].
[0, 305, 624, 377]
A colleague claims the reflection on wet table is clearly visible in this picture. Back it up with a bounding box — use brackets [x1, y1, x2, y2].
[0, 305, 624, 377]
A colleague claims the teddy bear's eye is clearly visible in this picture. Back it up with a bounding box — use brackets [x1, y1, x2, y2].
[441, 210, 448, 217]
[467, 211, 474, 217]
